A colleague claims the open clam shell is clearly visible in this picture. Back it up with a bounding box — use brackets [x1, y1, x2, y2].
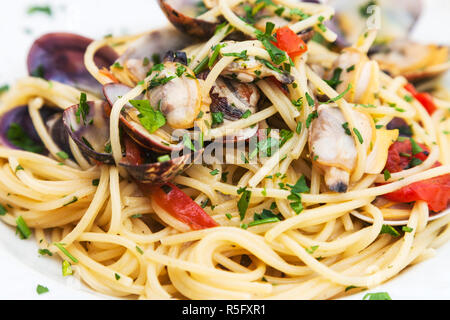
[103, 83, 184, 153]
[209, 77, 260, 142]
[369, 39, 450, 83]
[27, 32, 118, 97]
[62, 100, 115, 164]
[158, 0, 220, 40]
[0, 105, 72, 157]
[327, 0, 423, 48]
[112, 26, 194, 84]
[120, 149, 203, 184]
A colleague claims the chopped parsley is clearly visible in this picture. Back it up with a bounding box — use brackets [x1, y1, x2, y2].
[38, 248, 53, 256]
[222, 50, 249, 61]
[290, 8, 311, 20]
[129, 100, 166, 133]
[342, 122, 351, 135]
[209, 43, 226, 67]
[16, 216, 31, 239]
[0, 84, 9, 94]
[380, 224, 400, 237]
[27, 5, 52, 16]
[305, 245, 319, 254]
[36, 285, 49, 295]
[54, 242, 78, 263]
[193, 56, 210, 75]
[255, 22, 287, 66]
[237, 187, 252, 221]
[210, 169, 220, 176]
[63, 196, 78, 207]
[353, 128, 364, 144]
[409, 138, 423, 155]
[148, 75, 176, 89]
[0, 204, 7, 216]
[346, 65, 355, 72]
[404, 95, 413, 102]
[324, 68, 343, 89]
[359, 1, 378, 18]
[305, 92, 315, 107]
[362, 292, 392, 300]
[182, 134, 196, 152]
[402, 226, 413, 233]
[31, 65, 45, 78]
[296, 122, 302, 134]
[157, 155, 171, 163]
[306, 111, 318, 128]
[241, 110, 252, 119]
[175, 64, 187, 77]
[323, 84, 352, 104]
[287, 175, 309, 214]
[409, 157, 423, 167]
[255, 57, 284, 74]
[292, 97, 303, 109]
[383, 169, 391, 181]
[75, 93, 90, 125]
[248, 209, 281, 227]
[211, 112, 224, 126]
[112, 62, 123, 70]
[56, 151, 69, 160]
[7, 123, 44, 153]
[136, 246, 144, 255]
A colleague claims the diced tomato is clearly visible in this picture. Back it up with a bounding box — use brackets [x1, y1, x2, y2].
[382, 137, 449, 212]
[273, 26, 308, 59]
[385, 140, 429, 173]
[383, 174, 450, 212]
[146, 182, 219, 230]
[404, 83, 437, 115]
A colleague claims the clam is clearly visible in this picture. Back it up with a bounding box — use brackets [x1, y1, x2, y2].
[214, 43, 295, 84]
[111, 27, 194, 85]
[209, 76, 260, 141]
[158, 0, 220, 39]
[62, 100, 115, 164]
[210, 77, 260, 121]
[309, 103, 373, 192]
[62, 96, 202, 183]
[327, 47, 380, 105]
[146, 61, 202, 129]
[103, 83, 184, 152]
[0, 105, 72, 157]
[369, 39, 450, 82]
[327, 0, 423, 47]
[27, 33, 118, 97]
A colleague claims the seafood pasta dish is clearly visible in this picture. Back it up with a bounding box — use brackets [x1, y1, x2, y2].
[0, 0, 449, 300]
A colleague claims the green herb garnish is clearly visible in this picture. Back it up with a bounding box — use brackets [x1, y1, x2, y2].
[7, 123, 44, 153]
[16, 216, 31, 239]
[129, 100, 166, 133]
[237, 187, 252, 221]
[36, 285, 49, 295]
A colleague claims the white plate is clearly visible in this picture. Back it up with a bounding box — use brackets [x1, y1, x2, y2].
[0, 0, 449, 300]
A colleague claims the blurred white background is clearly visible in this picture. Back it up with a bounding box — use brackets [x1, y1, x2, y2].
[0, 0, 449, 300]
